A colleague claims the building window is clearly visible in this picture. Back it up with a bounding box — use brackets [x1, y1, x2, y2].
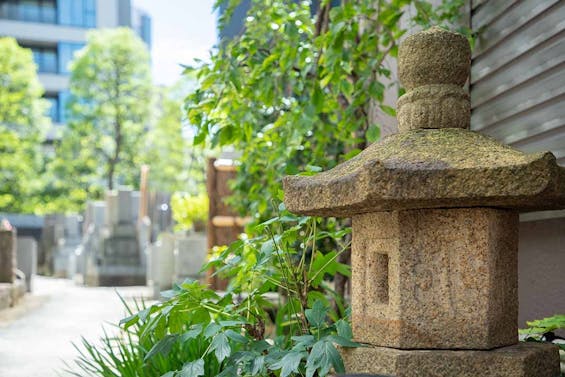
[0, 0, 56, 23]
[58, 42, 84, 74]
[44, 94, 59, 122]
[26, 45, 58, 73]
[58, 90, 69, 123]
[57, 0, 96, 28]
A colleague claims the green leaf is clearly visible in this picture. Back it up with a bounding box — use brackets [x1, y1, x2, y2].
[210, 333, 231, 363]
[180, 324, 203, 342]
[335, 319, 353, 339]
[269, 351, 306, 377]
[119, 313, 139, 329]
[328, 335, 361, 348]
[308, 251, 350, 287]
[179, 359, 205, 377]
[366, 124, 380, 143]
[312, 85, 324, 112]
[225, 329, 249, 344]
[291, 335, 315, 351]
[306, 165, 322, 172]
[520, 314, 565, 334]
[381, 105, 396, 117]
[251, 355, 265, 375]
[144, 334, 178, 361]
[305, 339, 345, 377]
[204, 322, 222, 338]
[342, 148, 361, 160]
[305, 300, 328, 329]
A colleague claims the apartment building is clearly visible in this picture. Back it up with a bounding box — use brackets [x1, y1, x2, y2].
[0, 0, 151, 139]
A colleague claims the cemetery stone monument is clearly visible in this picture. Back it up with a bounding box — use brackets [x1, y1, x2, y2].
[16, 236, 37, 292]
[0, 219, 15, 284]
[83, 190, 145, 286]
[283, 27, 565, 376]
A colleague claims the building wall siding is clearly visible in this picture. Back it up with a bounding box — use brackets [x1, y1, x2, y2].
[470, 0, 565, 165]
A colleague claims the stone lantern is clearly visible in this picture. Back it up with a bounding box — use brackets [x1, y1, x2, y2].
[283, 27, 564, 377]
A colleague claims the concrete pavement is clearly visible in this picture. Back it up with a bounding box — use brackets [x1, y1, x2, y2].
[0, 276, 151, 377]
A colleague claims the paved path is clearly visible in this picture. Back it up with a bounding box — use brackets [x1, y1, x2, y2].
[0, 276, 151, 377]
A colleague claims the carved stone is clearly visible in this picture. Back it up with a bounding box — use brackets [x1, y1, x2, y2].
[283, 27, 563, 376]
[351, 209, 518, 349]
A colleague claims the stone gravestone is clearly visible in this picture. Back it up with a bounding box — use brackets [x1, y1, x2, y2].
[16, 236, 37, 292]
[0, 220, 15, 284]
[174, 232, 207, 283]
[146, 232, 175, 298]
[283, 27, 565, 376]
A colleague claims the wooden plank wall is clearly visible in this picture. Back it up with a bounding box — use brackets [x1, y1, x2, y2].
[470, 0, 565, 165]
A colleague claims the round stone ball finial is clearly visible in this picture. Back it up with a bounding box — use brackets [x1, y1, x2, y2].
[396, 27, 472, 132]
[398, 26, 471, 90]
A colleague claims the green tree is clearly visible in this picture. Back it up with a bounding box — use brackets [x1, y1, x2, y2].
[188, 0, 468, 219]
[52, 27, 152, 206]
[143, 82, 207, 195]
[0, 37, 49, 213]
[188, 0, 470, 304]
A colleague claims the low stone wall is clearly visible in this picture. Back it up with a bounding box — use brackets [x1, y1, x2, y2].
[0, 280, 26, 310]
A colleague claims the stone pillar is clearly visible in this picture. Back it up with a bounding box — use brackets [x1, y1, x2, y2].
[0, 222, 16, 283]
[283, 27, 565, 377]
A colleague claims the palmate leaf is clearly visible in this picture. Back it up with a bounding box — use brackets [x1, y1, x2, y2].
[520, 314, 565, 334]
[180, 324, 203, 342]
[291, 335, 316, 351]
[269, 351, 307, 377]
[179, 359, 205, 377]
[305, 300, 329, 329]
[305, 339, 345, 377]
[335, 319, 353, 339]
[210, 333, 231, 363]
[251, 355, 265, 375]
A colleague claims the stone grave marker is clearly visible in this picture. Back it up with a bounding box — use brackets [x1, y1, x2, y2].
[0, 220, 15, 284]
[283, 27, 565, 377]
[16, 236, 37, 292]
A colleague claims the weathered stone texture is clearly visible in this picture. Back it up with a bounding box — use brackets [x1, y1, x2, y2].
[283, 129, 565, 217]
[0, 230, 16, 283]
[352, 208, 518, 349]
[397, 84, 470, 131]
[0, 283, 12, 309]
[398, 26, 470, 90]
[341, 342, 560, 377]
[282, 26, 563, 377]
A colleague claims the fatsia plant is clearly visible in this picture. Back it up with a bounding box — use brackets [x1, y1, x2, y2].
[68, 206, 357, 377]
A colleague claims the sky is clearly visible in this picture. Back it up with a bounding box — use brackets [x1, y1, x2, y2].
[133, 0, 218, 86]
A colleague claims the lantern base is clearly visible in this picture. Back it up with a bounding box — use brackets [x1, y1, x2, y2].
[341, 342, 560, 377]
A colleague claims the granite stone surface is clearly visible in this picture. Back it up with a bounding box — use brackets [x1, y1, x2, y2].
[283, 129, 565, 216]
[398, 27, 470, 90]
[282, 26, 562, 376]
[341, 342, 560, 377]
[0, 230, 15, 284]
[351, 208, 518, 349]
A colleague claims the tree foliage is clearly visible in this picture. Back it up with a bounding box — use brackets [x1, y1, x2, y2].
[143, 82, 207, 195]
[187, 0, 468, 220]
[50, 27, 152, 210]
[0, 37, 49, 213]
